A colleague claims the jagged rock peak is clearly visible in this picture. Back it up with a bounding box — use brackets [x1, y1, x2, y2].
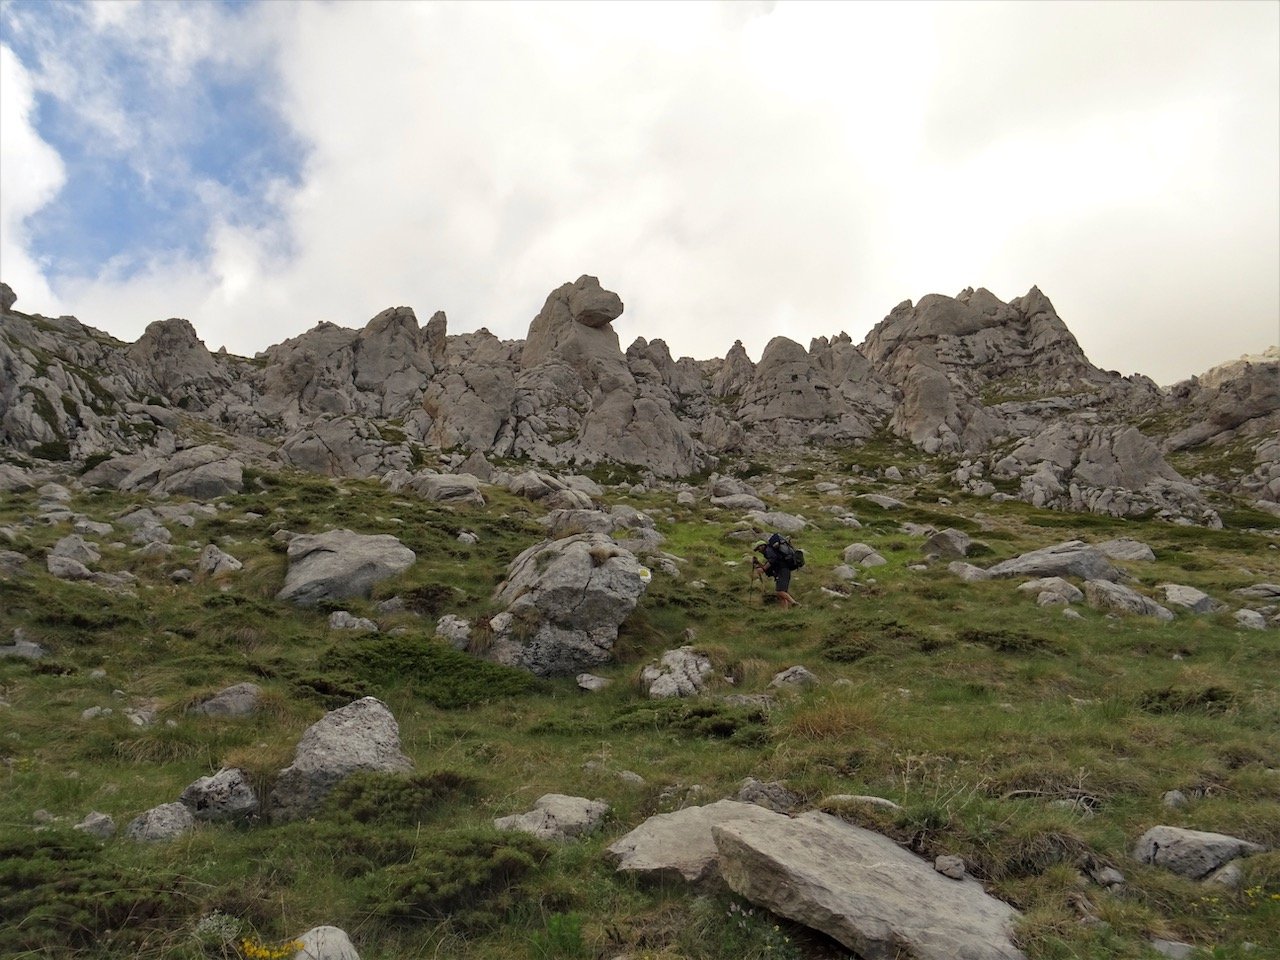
[0, 282, 15, 313]
[521, 275, 625, 372]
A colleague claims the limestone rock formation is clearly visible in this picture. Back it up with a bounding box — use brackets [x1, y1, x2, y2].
[606, 799, 780, 883]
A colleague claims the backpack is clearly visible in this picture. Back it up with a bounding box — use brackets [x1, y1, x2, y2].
[768, 533, 805, 571]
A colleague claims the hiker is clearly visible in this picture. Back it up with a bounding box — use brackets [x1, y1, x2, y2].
[754, 534, 802, 609]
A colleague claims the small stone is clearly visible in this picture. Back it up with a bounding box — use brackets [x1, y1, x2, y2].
[1162, 789, 1188, 809]
[934, 854, 966, 879]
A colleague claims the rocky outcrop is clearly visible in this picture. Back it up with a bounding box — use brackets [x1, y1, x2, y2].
[2, 279, 1275, 528]
[1132, 825, 1265, 879]
[493, 794, 610, 841]
[607, 799, 780, 883]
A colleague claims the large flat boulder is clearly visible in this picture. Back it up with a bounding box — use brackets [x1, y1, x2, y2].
[986, 540, 1121, 582]
[713, 810, 1025, 960]
[276, 529, 415, 607]
[607, 799, 780, 883]
[1083, 580, 1174, 621]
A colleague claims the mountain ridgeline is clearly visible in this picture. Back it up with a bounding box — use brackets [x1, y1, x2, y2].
[1, 277, 1277, 524]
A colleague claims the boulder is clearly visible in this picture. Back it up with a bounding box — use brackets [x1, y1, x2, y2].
[1083, 580, 1175, 621]
[607, 799, 780, 883]
[180, 767, 259, 822]
[290, 926, 360, 960]
[769, 665, 819, 690]
[270, 697, 413, 823]
[125, 802, 196, 842]
[190, 682, 262, 718]
[51, 534, 100, 565]
[1234, 609, 1267, 630]
[1132, 825, 1265, 879]
[199, 544, 242, 576]
[713, 810, 1025, 960]
[486, 533, 649, 676]
[73, 811, 116, 839]
[1157, 584, 1224, 614]
[987, 541, 1122, 582]
[328, 611, 378, 632]
[1095, 538, 1156, 562]
[923, 528, 973, 559]
[1016, 577, 1083, 605]
[276, 530, 415, 607]
[641, 646, 714, 699]
[407, 471, 486, 506]
[493, 794, 610, 841]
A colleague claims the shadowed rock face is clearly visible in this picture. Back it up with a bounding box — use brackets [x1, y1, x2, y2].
[1, 277, 1274, 516]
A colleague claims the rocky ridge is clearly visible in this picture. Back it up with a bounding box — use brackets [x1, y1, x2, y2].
[1, 278, 1277, 523]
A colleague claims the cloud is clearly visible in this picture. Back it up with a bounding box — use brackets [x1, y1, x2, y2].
[0, 43, 66, 310]
[2, 1, 1276, 384]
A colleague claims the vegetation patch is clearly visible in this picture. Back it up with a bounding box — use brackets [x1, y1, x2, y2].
[610, 698, 770, 745]
[323, 770, 482, 827]
[0, 829, 191, 955]
[357, 828, 550, 931]
[317, 633, 537, 708]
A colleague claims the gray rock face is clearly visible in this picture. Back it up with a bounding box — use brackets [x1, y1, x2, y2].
[276, 529, 415, 607]
[190, 682, 262, 717]
[1132, 825, 1265, 879]
[987, 541, 1122, 582]
[125, 802, 196, 842]
[607, 799, 781, 883]
[493, 794, 610, 841]
[270, 697, 413, 823]
[1083, 580, 1175, 621]
[713, 810, 1026, 960]
[0, 282, 15, 312]
[487, 533, 649, 676]
[180, 767, 259, 821]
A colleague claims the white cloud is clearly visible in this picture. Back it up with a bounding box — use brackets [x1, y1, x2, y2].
[0, 44, 66, 311]
[4, 2, 1277, 384]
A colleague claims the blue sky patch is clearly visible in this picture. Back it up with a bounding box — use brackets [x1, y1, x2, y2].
[1, 0, 307, 282]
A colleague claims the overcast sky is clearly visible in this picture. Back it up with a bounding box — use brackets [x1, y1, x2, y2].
[1, 0, 1277, 386]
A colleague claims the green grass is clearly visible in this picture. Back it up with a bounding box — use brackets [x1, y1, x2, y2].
[1, 455, 1278, 959]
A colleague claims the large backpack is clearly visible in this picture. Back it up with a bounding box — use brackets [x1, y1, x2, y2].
[768, 533, 805, 571]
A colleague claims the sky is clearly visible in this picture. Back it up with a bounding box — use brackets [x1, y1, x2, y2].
[1, 0, 1277, 387]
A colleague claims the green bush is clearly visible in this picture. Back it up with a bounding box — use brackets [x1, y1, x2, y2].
[358, 828, 549, 930]
[323, 770, 481, 826]
[0, 829, 190, 954]
[317, 634, 537, 708]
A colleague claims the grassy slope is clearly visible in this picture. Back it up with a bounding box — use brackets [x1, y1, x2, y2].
[1, 450, 1278, 960]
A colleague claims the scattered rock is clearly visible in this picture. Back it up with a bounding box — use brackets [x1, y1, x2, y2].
[290, 926, 360, 960]
[1234, 609, 1267, 630]
[987, 541, 1121, 582]
[769, 665, 819, 690]
[328, 611, 379, 632]
[1132, 825, 1265, 879]
[180, 767, 259, 822]
[125, 802, 196, 842]
[737, 778, 800, 814]
[935, 855, 966, 879]
[493, 794, 609, 841]
[190, 682, 263, 718]
[1094, 538, 1156, 562]
[73, 811, 116, 839]
[1083, 580, 1174, 621]
[199, 544, 243, 576]
[641, 646, 714, 699]
[577, 673, 611, 692]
